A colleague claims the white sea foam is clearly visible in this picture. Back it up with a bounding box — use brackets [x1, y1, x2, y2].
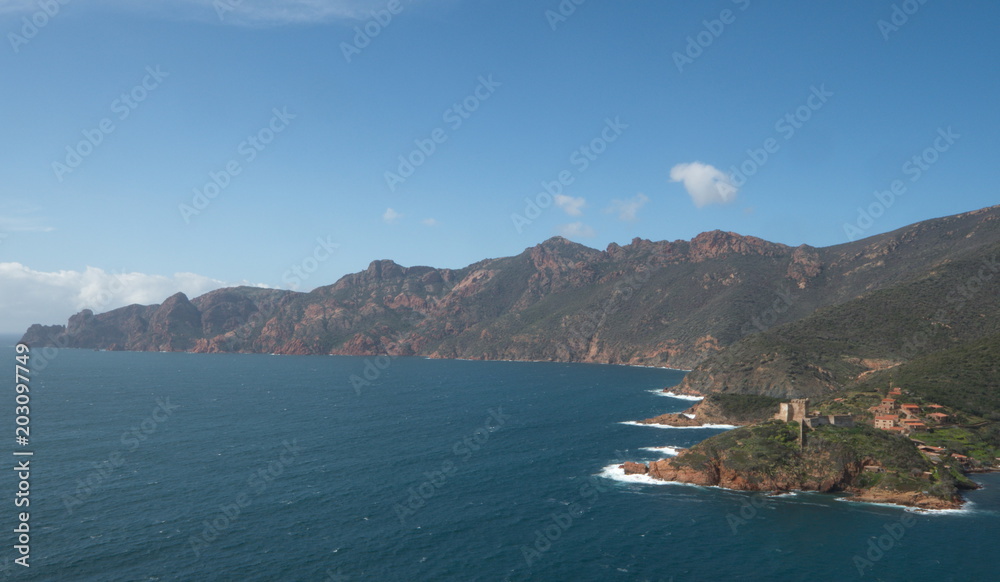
[647, 390, 703, 401]
[639, 446, 684, 456]
[619, 421, 738, 430]
[682, 413, 697, 419]
[835, 497, 979, 515]
[597, 464, 727, 492]
[597, 464, 691, 486]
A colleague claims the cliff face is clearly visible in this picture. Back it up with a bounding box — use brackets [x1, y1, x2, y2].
[623, 421, 966, 510]
[21, 206, 1000, 373]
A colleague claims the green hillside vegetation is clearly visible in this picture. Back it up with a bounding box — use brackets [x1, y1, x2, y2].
[681, 239, 1000, 400]
[700, 393, 784, 423]
[856, 332, 1000, 419]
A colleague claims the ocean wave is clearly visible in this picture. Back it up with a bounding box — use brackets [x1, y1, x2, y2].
[836, 497, 981, 516]
[647, 390, 704, 401]
[628, 365, 692, 371]
[597, 464, 694, 487]
[619, 421, 738, 430]
[639, 446, 684, 456]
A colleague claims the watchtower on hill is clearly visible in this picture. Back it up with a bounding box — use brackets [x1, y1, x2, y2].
[774, 398, 809, 422]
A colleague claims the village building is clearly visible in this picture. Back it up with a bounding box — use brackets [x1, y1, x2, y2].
[899, 403, 921, 417]
[900, 419, 927, 432]
[928, 412, 950, 423]
[874, 415, 899, 430]
[875, 398, 898, 415]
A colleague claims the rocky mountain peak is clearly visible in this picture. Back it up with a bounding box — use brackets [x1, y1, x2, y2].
[688, 230, 786, 261]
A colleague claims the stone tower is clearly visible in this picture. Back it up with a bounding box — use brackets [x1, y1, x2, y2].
[791, 399, 809, 422]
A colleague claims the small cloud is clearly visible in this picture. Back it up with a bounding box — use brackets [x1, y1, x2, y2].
[556, 222, 596, 239]
[670, 162, 738, 207]
[0, 0, 421, 26]
[421, 218, 439, 227]
[604, 193, 649, 221]
[554, 194, 586, 217]
[0, 205, 55, 233]
[382, 208, 403, 224]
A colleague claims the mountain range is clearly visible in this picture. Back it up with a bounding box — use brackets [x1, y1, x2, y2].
[23, 205, 1000, 408]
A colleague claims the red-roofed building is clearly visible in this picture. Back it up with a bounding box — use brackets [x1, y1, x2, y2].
[928, 412, 950, 423]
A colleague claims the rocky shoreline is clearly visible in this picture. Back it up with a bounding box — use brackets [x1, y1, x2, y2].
[620, 458, 965, 510]
[634, 413, 705, 427]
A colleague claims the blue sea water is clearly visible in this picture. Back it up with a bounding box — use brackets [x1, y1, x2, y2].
[1, 340, 997, 581]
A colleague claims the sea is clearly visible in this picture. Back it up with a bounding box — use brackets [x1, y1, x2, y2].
[2, 337, 998, 581]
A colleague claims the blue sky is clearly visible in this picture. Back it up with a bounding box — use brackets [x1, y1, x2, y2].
[1, 0, 998, 332]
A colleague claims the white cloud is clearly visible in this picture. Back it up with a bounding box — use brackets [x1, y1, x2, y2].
[554, 194, 586, 217]
[0, 0, 427, 25]
[670, 162, 738, 207]
[556, 222, 596, 239]
[0, 202, 55, 233]
[0, 218, 53, 233]
[0, 263, 267, 333]
[421, 218, 439, 227]
[382, 207, 403, 224]
[605, 193, 649, 221]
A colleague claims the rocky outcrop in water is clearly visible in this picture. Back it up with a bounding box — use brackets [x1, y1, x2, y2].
[622, 421, 971, 510]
